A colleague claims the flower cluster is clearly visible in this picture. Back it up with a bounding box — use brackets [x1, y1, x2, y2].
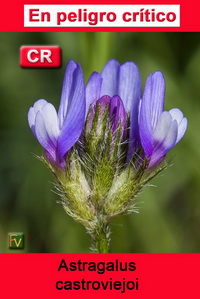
[28, 59, 187, 252]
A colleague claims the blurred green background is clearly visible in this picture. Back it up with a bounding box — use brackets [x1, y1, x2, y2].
[0, 32, 199, 253]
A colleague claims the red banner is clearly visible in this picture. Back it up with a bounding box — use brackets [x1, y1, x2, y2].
[0, 0, 200, 31]
[0, 253, 199, 298]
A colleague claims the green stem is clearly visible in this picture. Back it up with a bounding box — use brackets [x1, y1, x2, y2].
[92, 219, 110, 253]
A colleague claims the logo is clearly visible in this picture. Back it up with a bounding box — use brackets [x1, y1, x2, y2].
[8, 233, 24, 249]
[20, 46, 62, 68]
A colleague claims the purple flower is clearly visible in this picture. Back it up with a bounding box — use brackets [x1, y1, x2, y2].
[28, 58, 187, 171]
[28, 60, 85, 168]
[139, 71, 187, 168]
[86, 59, 141, 155]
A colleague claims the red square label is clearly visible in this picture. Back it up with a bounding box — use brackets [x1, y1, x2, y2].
[20, 46, 61, 68]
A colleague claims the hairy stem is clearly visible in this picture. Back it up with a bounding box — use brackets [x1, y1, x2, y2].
[91, 218, 110, 253]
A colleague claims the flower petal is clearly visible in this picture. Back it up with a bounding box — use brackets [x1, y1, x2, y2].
[28, 99, 47, 136]
[40, 103, 60, 147]
[28, 108, 36, 134]
[118, 61, 141, 112]
[118, 62, 141, 157]
[100, 59, 120, 97]
[139, 71, 166, 158]
[33, 99, 48, 113]
[58, 64, 85, 159]
[150, 72, 165, 130]
[97, 95, 110, 110]
[162, 120, 178, 150]
[139, 74, 154, 157]
[58, 60, 78, 128]
[169, 108, 188, 144]
[86, 72, 102, 115]
[149, 112, 178, 167]
[34, 111, 57, 163]
[153, 111, 173, 143]
[109, 95, 126, 134]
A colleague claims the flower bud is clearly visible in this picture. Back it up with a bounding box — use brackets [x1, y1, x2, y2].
[85, 95, 127, 160]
